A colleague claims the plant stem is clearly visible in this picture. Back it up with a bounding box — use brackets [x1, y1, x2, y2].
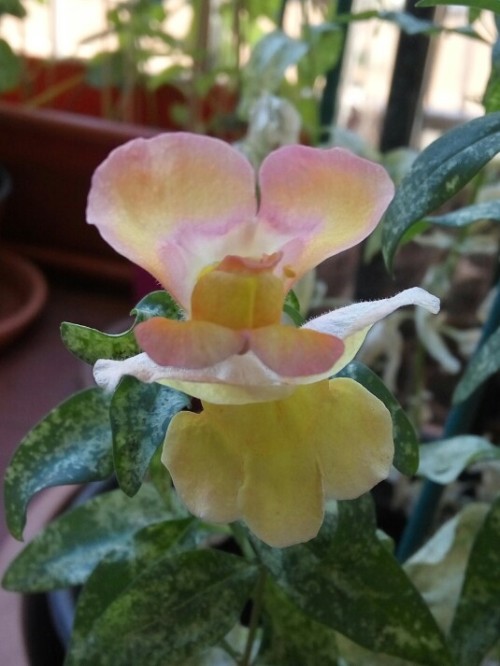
[25, 72, 85, 108]
[240, 567, 267, 666]
[318, 0, 352, 143]
[276, 0, 288, 29]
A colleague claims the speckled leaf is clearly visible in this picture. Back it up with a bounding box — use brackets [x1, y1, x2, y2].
[261, 579, 339, 665]
[252, 496, 452, 666]
[66, 550, 258, 666]
[448, 496, 500, 666]
[133, 289, 181, 318]
[60, 321, 140, 365]
[338, 361, 419, 475]
[381, 112, 500, 268]
[4, 388, 113, 541]
[418, 436, 500, 484]
[111, 377, 190, 497]
[2, 484, 169, 592]
[332, 505, 491, 665]
[405, 504, 489, 636]
[453, 324, 500, 403]
[147, 445, 191, 514]
[67, 518, 195, 658]
[61, 290, 181, 364]
[423, 200, 500, 227]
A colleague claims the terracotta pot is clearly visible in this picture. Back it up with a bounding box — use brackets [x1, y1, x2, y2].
[0, 486, 80, 666]
[0, 101, 158, 282]
[0, 249, 48, 349]
[1, 57, 187, 129]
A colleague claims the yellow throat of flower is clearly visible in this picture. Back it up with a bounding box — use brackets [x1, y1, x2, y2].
[191, 253, 287, 330]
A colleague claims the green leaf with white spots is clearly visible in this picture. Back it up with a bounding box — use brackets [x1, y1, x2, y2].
[405, 504, 489, 636]
[131, 289, 181, 321]
[4, 388, 113, 541]
[68, 518, 196, 659]
[448, 496, 500, 666]
[111, 376, 190, 497]
[66, 550, 258, 666]
[61, 290, 181, 364]
[338, 361, 419, 475]
[453, 324, 500, 403]
[381, 112, 500, 268]
[252, 496, 452, 666]
[261, 579, 339, 665]
[336, 506, 494, 665]
[422, 200, 500, 227]
[60, 320, 140, 364]
[417, 436, 500, 484]
[2, 484, 169, 592]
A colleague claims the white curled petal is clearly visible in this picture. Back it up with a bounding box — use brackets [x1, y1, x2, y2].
[304, 287, 440, 337]
[93, 352, 294, 404]
[303, 287, 440, 374]
[93, 353, 169, 392]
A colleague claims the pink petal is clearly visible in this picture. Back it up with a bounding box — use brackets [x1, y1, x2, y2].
[257, 146, 394, 283]
[87, 133, 257, 307]
[135, 317, 245, 369]
[249, 325, 344, 377]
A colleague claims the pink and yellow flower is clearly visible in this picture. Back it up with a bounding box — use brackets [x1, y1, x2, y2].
[89, 133, 439, 547]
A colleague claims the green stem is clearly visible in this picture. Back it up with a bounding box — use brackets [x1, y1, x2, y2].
[240, 567, 267, 666]
[25, 72, 85, 108]
[318, 0, 352, 143]
[276, 0, 289, 29]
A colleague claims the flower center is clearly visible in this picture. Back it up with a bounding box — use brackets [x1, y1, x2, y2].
[191, 253, 285, 330]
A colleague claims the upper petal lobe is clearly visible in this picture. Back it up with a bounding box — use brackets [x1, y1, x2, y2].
[87, 133, 257, 307]
[257, 145, 395, 283]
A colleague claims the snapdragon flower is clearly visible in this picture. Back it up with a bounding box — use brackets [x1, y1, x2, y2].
[89, 133, 439, 547]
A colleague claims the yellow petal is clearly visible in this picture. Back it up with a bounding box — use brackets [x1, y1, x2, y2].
[162, 380, 394, 547]
[316, 378, 394, 499]
[162, 410, 244, 523]
[191, 264, 284, 329]
[234, 393, 324, 548]
[163, 389, 326, 547]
